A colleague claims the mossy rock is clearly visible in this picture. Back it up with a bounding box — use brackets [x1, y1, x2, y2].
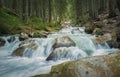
[50, 51, 120, 77]
[93, 28, 103, 36]
[35, 51, 120, 77]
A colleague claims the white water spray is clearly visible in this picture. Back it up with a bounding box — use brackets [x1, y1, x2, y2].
[0, 27, 118, 77]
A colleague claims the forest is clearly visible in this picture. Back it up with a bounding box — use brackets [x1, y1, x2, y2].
[0, 0, 120, 34]
[0, 0, 120, 77]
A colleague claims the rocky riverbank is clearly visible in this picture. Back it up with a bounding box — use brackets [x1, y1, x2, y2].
[85, 13, 120, 48]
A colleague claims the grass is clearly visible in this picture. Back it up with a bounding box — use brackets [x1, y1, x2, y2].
[0, 7, 62, 35]
[0, 8, 23, 34]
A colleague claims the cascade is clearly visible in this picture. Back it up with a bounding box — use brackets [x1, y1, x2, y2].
[0, 27, 118, 77]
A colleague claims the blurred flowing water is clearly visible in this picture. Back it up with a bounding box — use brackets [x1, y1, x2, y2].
[0, 27, 118, 77]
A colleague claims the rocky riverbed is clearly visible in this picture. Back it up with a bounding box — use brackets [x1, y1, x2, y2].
[35, 50, 120, 77]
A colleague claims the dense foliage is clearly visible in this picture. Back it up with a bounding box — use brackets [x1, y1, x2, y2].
[0, 0, 120, 34]
[0, 0, 119, 24]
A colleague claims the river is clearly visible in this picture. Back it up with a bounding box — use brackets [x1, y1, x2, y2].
[0, 27, 118, 77]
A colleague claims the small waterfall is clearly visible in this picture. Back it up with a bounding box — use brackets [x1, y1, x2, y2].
[46, 47, 87, 61]
[0, 27, 118, 77]
[94, 42, 110, 49]
[0, 35, 20, 56]
[21, 38, 54, 58]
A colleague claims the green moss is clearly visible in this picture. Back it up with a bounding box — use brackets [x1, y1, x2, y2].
[51, 62, 69, 73]
[0, 8, 23, 34]
[0, 8, 62, 35]
[112, 57, 120, 67]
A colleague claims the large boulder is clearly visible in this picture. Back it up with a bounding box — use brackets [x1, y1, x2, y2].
[0, 38, 5, 47]
[53, 36, 76, 49]
[46, 36, 77, 61]
[35, 51, 120, 77]
[92, 33, 112, 44]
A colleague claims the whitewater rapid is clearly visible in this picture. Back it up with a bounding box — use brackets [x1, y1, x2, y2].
[0, 27, 118, 77]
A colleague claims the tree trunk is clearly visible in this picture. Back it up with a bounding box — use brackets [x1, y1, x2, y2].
[0, 0, 3, 8]
[116, 0, 120, 12]
[22, 0, 29, 24]
[109, 0, 116, 17]
[48, 0, 51, 22]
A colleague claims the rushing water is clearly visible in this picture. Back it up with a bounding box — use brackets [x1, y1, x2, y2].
[0, 27, 118, 77]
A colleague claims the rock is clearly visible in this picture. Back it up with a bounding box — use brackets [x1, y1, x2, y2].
[0, 38, 5, 47]
[46, 47, 69, 61]
[85, 22, 96, 34]
[117, 34, 120, 42]
[107, 19, 117, 24]
[107, 41, 118, 48]
[12, 42, 38, 56]
[118, 42, 120, 48]
[98, 13, 109, 20]
[26, 43, 38, 50]
[93, 28, 103, 36]
[103, 19, 108, 24]
[53, 36, 76, 49]
[92, 33, 112, 44]
[106, 32, 120, 48]
[93, 21, 104, 28]
[35, 51, 120, 77]
[110, 32, 117, 41]
[12, 47, 25, 56]
[19, 32, 29, 41]
[116, 22, 120, 27]
[51, 52, 120, 77]
[46, 46, 87, 61]
[103, 33, 112, 41]
[28, 32, 34, 37]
